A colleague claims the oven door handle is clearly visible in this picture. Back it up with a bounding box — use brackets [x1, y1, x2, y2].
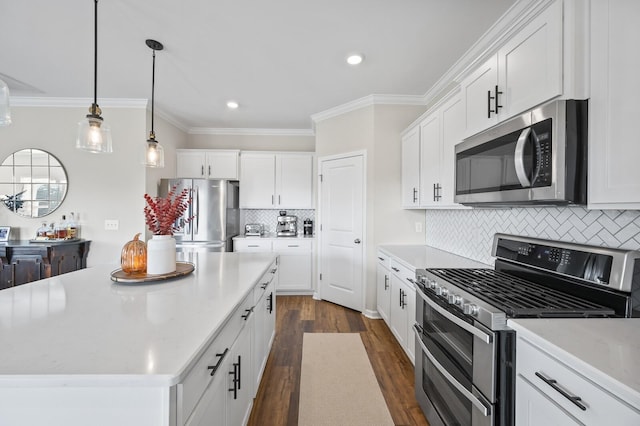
[413, 324, 492, 417]
[416, 286, 492, 344]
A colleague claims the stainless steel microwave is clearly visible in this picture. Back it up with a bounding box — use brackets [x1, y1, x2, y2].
[454, 99, 588, 206]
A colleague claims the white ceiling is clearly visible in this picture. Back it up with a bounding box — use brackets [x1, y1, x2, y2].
[1, 0, 514, 131]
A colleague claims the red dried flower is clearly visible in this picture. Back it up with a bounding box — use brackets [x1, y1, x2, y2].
[144, 185, 193, 235]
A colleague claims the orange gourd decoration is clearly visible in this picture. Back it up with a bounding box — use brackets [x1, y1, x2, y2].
[121, 233, 147, 274]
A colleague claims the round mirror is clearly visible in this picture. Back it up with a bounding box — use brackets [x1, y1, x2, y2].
[0, 149, 68, 218]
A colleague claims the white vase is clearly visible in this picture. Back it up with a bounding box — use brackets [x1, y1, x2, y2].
[146, 235, 176, 275]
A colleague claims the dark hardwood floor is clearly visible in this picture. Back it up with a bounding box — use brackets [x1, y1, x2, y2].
[248, 296, 429, 426]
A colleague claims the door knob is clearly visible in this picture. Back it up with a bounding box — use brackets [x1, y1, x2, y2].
[354, 239, 361, 244]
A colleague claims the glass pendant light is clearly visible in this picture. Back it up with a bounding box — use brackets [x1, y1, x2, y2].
[142, 39, 165, 168]
[76, 0, 112, 153]
[0, 78, 11, 126]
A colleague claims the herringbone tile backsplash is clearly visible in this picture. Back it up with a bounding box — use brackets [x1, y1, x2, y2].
[425, 207, 640, 265]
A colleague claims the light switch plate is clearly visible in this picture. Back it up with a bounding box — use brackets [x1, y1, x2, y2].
[105, 219, 119, 231]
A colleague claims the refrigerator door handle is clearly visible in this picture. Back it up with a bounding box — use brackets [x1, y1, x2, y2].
[194, 185, 200, 235]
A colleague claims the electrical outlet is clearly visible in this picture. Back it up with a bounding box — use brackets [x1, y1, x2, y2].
[105, 219, 119, 231]
[415, 222, 423, 233]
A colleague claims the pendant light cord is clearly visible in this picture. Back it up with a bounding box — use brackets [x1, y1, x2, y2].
[93, 0, 98, 108]
[151, 49, 156, 134]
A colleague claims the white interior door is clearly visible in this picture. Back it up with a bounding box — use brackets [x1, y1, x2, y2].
[319, 154, 364, 312]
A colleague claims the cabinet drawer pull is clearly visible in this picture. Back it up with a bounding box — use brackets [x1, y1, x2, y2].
[261, 282, 269, 289]
[287, 245, 299, 248]
[207, 348, 229, 376]
[241, 307, 253, 320]
[248, 245, 260, 248]
[406, 277, 415, 284]
[535, 371, 586, 411]
[270, 268, 277, 274]
[378, 256, 385, 261]
[391, 267, 400, 272]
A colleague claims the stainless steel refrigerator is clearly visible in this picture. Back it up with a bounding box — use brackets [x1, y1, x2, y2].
[159, 179, 239, 256]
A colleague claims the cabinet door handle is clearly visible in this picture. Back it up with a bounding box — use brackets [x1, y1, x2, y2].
[267, 292, 273, 313]
[412, 187, 418, 203]
[229, 362, 238, 399]
[208, 165, 211, 176]
[487, 90, 493, 118]
[237, 355, 242, 390]
[271, 195, 274, 205]
[494, 85, 503, 113]
[535, 372, 586, 411]
[278, 195, 281, 204]
[384, 274, 389, 290]
[201, 165, 205, 176]
[207, 348, 229, 376]
[433, 183, 437, 202]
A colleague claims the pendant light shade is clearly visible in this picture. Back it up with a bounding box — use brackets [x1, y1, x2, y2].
[142, 39, 165, 168]
[0, 78, 11, 126]
[76, 0, 112, 153]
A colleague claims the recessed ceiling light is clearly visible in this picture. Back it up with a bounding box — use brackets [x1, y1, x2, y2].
[346, 54, 364, 65]
[227, 101, 239, 109]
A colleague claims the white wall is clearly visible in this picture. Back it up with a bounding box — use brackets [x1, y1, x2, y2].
[188, 133, 315, 152]
[315, 104, 427, 313]
[0, 105, 187, 266]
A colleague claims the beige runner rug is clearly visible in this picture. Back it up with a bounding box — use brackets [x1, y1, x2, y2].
[298, 333, 395, 426]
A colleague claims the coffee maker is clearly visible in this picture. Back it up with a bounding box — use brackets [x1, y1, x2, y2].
[276, 211, 298, 237]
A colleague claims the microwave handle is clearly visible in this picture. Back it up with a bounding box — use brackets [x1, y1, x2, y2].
[514, 127, 532, 188]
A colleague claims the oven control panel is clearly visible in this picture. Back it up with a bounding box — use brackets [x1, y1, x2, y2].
[494, 237, 613, 286]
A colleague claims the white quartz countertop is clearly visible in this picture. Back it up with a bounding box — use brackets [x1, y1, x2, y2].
[508, 318, 640, 408]
[378, 244, 490, 271]
[0, 252, 277, 387]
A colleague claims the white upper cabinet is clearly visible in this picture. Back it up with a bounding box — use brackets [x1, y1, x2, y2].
[461, 0, 563, 138]
[420, 91, 467, 208]
[240, 152, 313, 209]
[418, 113, 440, 207]
[498, 0, 562, 119]
[461, 55, 499, 138]
[402, 90, 468, 209]
[176, 149, 239, 180]
[401, 126, 421, 208]
[276, 155, 313, 208]
[588, 0, 640, 209]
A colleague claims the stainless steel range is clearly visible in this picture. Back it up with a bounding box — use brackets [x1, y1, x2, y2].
[413, 234, 640, 426]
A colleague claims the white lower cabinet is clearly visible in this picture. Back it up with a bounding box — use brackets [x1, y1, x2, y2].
[376, 251, 391, 323]
[387, 257, 416, 364]
[182, 260, 277, 426]
[226, 318, 253, 426]
[252, 265, 277, 396]
[235, 238, 313, 293]
[273, 239, 312, 292]
[516, 375, 581, 426]
[515, 333, 640, 426]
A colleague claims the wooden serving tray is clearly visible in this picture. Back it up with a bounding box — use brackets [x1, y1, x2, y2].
[110, 261, 195, 283]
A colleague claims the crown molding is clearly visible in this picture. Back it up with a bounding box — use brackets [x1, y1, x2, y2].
[188, 127, 315, 137]
[154, 108, 190, 133]
[311, 94, 427, 124]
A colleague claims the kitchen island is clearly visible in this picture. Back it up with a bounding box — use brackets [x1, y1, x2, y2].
[0, 252, 278, 426]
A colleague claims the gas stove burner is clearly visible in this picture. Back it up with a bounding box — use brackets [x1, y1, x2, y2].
[427, 268, 615, 318]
